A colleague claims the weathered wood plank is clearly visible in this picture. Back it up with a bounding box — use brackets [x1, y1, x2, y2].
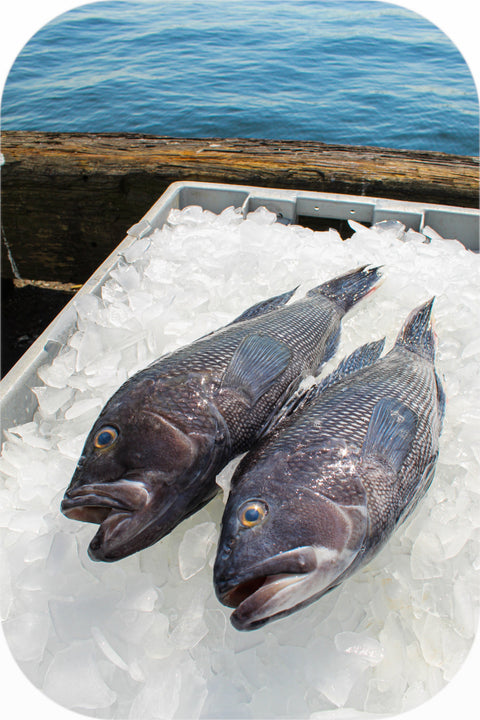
[2, 131, 478, 283]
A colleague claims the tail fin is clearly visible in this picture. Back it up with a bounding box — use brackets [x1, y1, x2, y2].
[307, 265, 382, 313]
[395, 298, 436, 363]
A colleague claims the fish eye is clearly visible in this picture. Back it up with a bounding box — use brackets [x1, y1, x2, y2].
[94, 426, 118, 449]
[239, 500, 268, 528]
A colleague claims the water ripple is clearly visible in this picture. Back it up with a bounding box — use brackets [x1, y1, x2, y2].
[1, 0, 478, 154]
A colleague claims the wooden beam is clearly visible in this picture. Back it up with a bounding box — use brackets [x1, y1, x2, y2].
[2, 131, 478, 284]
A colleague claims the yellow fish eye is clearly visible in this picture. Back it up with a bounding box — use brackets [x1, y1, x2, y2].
[239, 500, 268, 528]
[94, 426, 118, 449]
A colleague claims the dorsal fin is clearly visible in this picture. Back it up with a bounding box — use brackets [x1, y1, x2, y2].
[220, 334, 291, 407]
[230, 287, 298, 325]
[315, 338, 386, 395]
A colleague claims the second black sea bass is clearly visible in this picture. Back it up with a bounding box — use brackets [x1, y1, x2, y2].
[61, 266, 381, 562]
[214, 299, 445, 630]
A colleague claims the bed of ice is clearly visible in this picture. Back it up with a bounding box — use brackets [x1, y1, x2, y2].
[1, 204, 479, 719]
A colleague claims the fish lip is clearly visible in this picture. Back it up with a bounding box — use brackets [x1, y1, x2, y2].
[87, 512, 134, 562]
[60, 494, 132, 524]
[215, 546, 317, 629]
[228, 572, 312, 632]
[60, 479, 150, 525]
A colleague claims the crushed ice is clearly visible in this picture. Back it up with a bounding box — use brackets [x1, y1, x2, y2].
[1, 204, 479, 718]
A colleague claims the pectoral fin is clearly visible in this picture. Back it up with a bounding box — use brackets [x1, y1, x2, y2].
[221, 334, 291, 406]
[362, 397, 417, 472]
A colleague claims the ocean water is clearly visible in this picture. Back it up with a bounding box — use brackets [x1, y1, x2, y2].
[1, 0, 479, 155]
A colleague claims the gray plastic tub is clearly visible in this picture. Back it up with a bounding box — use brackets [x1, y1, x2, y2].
[1, 181, 479, 433]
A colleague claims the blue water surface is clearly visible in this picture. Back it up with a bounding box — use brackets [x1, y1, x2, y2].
[2, 0, 478, 155]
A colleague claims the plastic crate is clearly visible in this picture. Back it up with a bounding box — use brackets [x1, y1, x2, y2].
[1, 181, 478, 432]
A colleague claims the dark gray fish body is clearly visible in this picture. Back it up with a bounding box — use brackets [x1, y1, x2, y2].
[61, 266, 380, 562]
[214, 299, 445, 630]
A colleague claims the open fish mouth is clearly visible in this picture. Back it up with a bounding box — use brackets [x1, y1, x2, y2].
[216, 544, 359, 630]
[215, 546, 318, 631]
[60, 480, 152, 561]
[223, 572, 311, 630]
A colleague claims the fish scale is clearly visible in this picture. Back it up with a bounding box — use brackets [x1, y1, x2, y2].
[214, 299, 445, 630]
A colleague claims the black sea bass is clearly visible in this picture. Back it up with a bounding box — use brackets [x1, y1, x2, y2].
[61, 266, 381, 562]
[214, 299, 445, 630]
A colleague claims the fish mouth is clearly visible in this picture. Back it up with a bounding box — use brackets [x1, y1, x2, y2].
[225, 573, 312, 631]
[215, 544, 358, 631]
[61, 479, 149, 519]
[60, 480, 152, 562]
[215, 546, 319, 631]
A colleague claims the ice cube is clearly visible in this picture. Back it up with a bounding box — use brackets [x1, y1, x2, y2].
[118, 573, 158, 612]
[410, 530, 445, 579]
[49, 589, 122, 644]
[169, 601, 209, 650]
[8, 421, 52, 448]
[91, 625, 129, 671]
[43, 640, 116, 710]
[123, 237, 151, 263]
[74, 294, 102, 326]
[3, 611, 50, 662]
[64, 396, 102, 420]
[175, 657, 208, 719]
[128, 664, 181, 719]
[23, 533, 53, 563]
[128, 289, 154, 314]
[305, 636, 369, 707]
[335, 631, 384, 667]
[45, 531, 80, 577]
[142, 613, 172, 660]
[373, 219, 406, 240]
[8, 507, 49, 535]
[178, 521, 217, 580]
[110, 263, 141, 291]
[37, 348, 76, 388]
[453, 577, 477, 638]
[201, 676, 252, 720]
[246, 206, 277, 225]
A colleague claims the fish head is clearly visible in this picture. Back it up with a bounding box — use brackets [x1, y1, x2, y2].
[61, 374, 225, 561]
[214, 442, 368, 630]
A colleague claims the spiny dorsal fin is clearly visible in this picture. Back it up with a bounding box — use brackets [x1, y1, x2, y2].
[221, 334, 291, 406]
[361, 397, 417, 473]
[230, 287, 298, 325]
[315, 338, 386, 396]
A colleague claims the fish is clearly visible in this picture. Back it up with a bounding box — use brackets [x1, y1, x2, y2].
[214, 299, 445, 630]
[61, 265, 381, 562]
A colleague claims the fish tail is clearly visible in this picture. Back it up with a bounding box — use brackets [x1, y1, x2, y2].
[395, 298, 436, 363]
[307, 265, 382, 312]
